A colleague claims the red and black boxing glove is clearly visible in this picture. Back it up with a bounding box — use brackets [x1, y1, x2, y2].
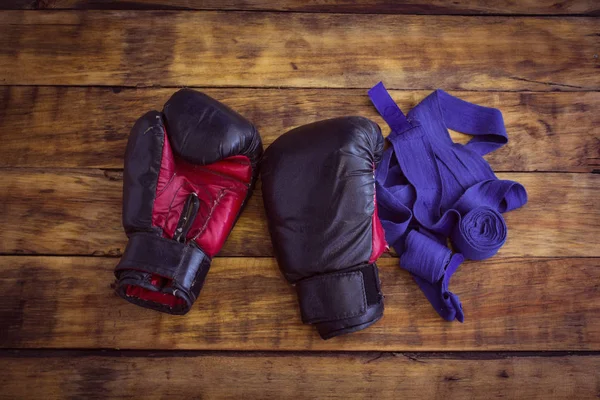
[114, 89, 262, 314]
[261, 117, 387, 339]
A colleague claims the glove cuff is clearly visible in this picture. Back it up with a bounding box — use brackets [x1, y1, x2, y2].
[296, 263, 384, 339]
[114, 232, 211, 315]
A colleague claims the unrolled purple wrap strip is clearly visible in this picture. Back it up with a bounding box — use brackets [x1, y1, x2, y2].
[368, 82, 527, 322]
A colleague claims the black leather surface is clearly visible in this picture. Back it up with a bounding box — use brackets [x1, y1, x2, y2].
[262, 117, 384, 281]
[297, 266, 369, 324]
[115, 232, 211, 315]
[163, 89, 262, 170]
[261, 117, 385, 339]
[121, 111, 166, 235]
[115, 232, 209, 288]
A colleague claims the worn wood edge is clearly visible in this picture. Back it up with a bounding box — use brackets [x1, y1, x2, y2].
[2, 87, 599, 171]
[0, 350, 598, 400]
[0, 12, 597, 91]
[2, 0, 599, 15]
[1, 170, 598, 257]
[1, 256, 598, 351]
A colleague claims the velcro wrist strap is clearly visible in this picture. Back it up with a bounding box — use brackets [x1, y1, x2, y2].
[296, 264, 381, 324]
[115, 232, 209, 294]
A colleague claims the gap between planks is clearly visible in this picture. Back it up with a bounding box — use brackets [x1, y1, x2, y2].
[1, 349, 600, 359]
[2, 83, 600, 93]
[2, 0, 599, 16]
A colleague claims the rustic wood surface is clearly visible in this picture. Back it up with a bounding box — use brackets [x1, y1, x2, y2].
[2, 87, 598, 172]
[0, 351, 598, 399]
[1, 256, 599, 350]
[0, 12, 598, 90]
[1, 170, 598, 257]
[0, 1, 598, 398]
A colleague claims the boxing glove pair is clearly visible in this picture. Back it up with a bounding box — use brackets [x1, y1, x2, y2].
[115, 89, 387, 339]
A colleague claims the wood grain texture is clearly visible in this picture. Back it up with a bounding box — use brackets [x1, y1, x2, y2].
[3, 0, 599, 15]
[0, 352, 598, 399]
[1, 256, 599, 350]
[1, 87, 598, 172]
[0, 12, 598, 90]
[0, 169, 598, 257]
[0, 2, 597, 396]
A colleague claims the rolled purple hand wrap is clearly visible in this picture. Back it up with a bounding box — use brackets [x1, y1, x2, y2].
[368, 82, 527, 322]
[452, 206, 507, 261]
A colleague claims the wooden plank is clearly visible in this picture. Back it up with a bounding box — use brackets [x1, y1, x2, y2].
[0, 256, 599, 350]
[0, 12, 597, 90]
[0, 170, 598, 257]
[2, 0, 599, 15]
[0, 351, 598, 399]
[1, 87, 598, 172]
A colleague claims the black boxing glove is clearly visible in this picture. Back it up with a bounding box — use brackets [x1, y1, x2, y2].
[114, 89, 262, 314]
[261, 117, 387, 339]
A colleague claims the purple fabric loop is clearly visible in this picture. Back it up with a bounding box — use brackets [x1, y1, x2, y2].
[368, 82, 528, 322]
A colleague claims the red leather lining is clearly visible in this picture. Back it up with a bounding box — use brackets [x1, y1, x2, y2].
[152, 150, 252, 257]
[179, 156, 251, 256]
[369, 183, 388, 264]
[128, 128, 252, 308]
[125, 285, 186, 308]
[155, 127, 177, 196]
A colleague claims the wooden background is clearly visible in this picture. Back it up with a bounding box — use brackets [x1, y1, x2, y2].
[0, 1, 599, 398]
